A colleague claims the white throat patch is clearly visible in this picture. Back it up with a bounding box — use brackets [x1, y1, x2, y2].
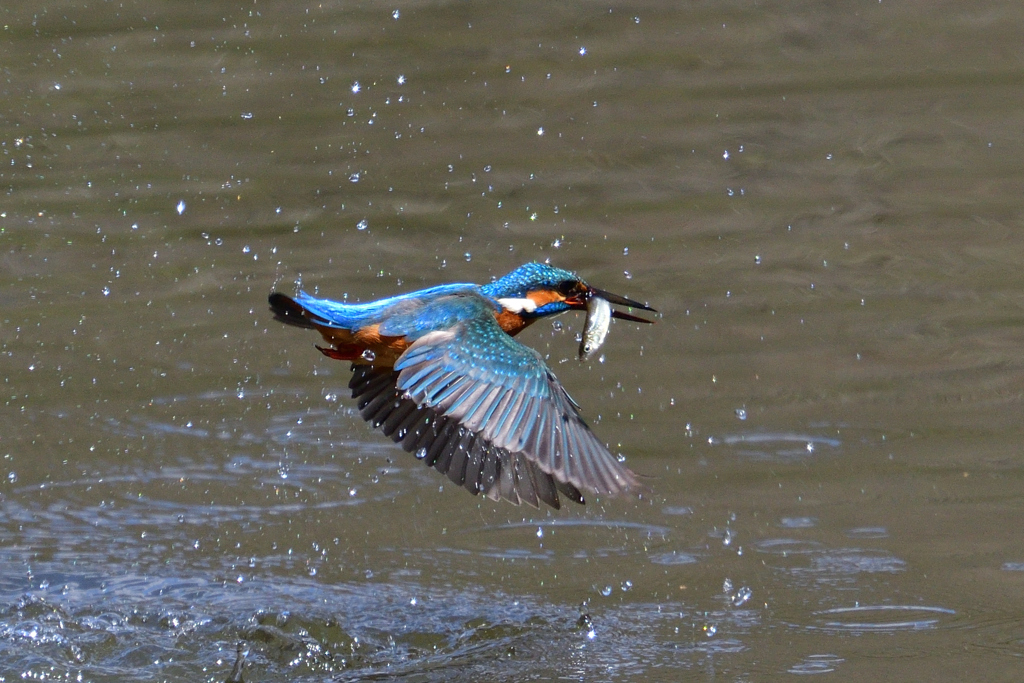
[496, 297, 538, 313]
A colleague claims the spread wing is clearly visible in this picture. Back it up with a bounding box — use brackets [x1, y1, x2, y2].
[349, 366, 583, 509]
[392, 315, 639, 498]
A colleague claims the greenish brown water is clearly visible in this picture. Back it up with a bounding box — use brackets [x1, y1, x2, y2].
[3, 0, 1024, 680]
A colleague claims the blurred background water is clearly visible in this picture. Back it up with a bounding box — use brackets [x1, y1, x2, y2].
[2, 0, 1024, 680]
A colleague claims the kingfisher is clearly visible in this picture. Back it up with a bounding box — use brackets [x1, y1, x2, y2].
[269, 262, 656, 510]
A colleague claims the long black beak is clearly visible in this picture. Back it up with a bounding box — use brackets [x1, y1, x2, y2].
[589, 286, 657, 324]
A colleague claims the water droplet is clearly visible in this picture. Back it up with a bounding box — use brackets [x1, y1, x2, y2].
[723, 577, 733, 593]
[392, 9, 400, 19]
[349, 172, 360, 183]
[579, 46, 587, 55]
[551, 238, 561, 248]
[723, 529, 735, 547]
[397, 74, 405, 85]
[754, 254, 761, 264]
[623, 270, 632, 280]
[731, 586, 753, 607]
[176, 200, 186, 215]
[806, 442, 815, 453]
[620, 580, 632, 591]
[536, 526, 544, 538]
[415, 447, 428, 460]
[735, 408, 747, 420]
[622, 247, 629, 255]
[600, 585, 612, 597]
[551, 320, 563, 332]
[464, 252, 472, 262]
[356, 219, 368, 230]
[361, 349, 376, 361]
[704, 623, 717, 637]
[101, 286, 110, 296]
[536, 127, 544, 136]
[351, 81, 361, 93]
[7, 471, 17, 483]
[242, 245, 250, 253]
[723, 149, 730, 160]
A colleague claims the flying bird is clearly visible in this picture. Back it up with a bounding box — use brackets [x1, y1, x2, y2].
[269, 262, 655, 509]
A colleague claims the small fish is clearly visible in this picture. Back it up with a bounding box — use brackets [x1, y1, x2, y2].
[579, 295, 612, 360]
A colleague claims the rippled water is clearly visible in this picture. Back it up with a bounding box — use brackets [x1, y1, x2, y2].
[4, 0, 1024, 680]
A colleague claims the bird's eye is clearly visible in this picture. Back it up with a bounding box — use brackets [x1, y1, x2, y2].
[557, 280, 578, 296]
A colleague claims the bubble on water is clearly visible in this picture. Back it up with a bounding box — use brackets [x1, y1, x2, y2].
[755, 254, 761, 264]
[349, 172, 360, 183]
[7, 471, 16, 483]
[356, 219, 368, 230]
[735, 408, 747, 420]
[621, 580, 633, 592]
[704, 623, 717, 638]
[392, 9, 400, 19]
[551, 320, 563, 332]
[600, 585, 612, 597]
[624, 270, 632, 280]
[464, 252, 472, 262]
[361, 349, 376, 362]
[176, 200, 186, 215]
[622, 247, 629, 255]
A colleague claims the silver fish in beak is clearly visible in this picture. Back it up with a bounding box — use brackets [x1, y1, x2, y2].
[579, 295, 612, 360]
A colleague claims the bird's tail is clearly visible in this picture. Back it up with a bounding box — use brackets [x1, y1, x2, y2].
[268, 292, 316, 329]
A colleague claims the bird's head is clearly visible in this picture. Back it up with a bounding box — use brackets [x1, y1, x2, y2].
[481, 262, 657, 323]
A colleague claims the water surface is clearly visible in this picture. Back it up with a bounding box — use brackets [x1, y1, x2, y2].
[3, 0, 1024, 680]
